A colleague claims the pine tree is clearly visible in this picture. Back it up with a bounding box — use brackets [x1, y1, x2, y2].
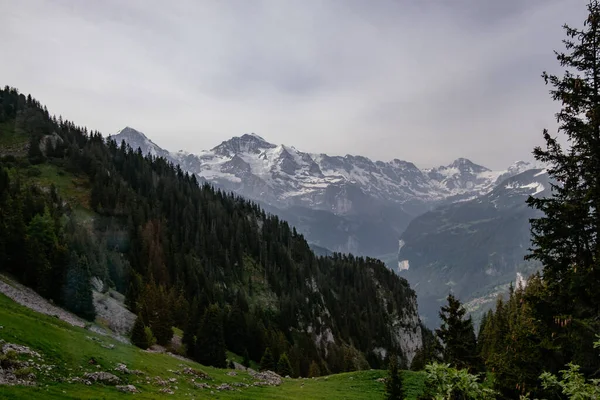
[260, 347, 276, 371]
[62, 253, 96, 321]
[526, 0, 600, 369]
[183, 297, 200, 357]
[385, 354, 404, 400]
[195, 304, 226, 368]
[277, 353, 292, 377]
[225, 303, 247, 355]
[435, 294, 479, 371]
[242, 348, 251, 368]
[131, 314, 149, 349]
[479, 283, 549, 398]
[24, 207, 60, 299]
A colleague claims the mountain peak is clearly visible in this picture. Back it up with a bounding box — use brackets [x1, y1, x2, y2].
[448, 158, 489, 172]
[212, 133, 276, 156]
[114, 126, 147, 139]
[110, 127, 169, 158]
[245, 133, 267, 141]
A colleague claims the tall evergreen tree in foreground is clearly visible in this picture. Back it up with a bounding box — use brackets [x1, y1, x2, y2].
[435, 294, 479, 371]
[527, 0, 600, 369]
[385, 354, 405, 400]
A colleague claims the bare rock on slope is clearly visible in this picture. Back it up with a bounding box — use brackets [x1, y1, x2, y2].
[92, 289, 135, 336]
[0, 275, 85, 328]
[83, 371, 120, 385]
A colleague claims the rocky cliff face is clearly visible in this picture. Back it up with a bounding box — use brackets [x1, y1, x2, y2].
[392, 297, 422, 364]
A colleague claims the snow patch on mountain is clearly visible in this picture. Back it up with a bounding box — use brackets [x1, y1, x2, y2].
[505, 181, 545, 196]
[109, 128, 545, 219]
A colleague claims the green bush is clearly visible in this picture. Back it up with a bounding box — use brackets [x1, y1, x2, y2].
[422, 362, 495, 400]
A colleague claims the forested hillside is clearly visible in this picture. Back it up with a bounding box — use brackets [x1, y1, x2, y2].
[0, 86, 423, 376]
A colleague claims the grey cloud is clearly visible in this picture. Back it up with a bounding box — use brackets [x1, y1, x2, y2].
[0, 0, 586, 169]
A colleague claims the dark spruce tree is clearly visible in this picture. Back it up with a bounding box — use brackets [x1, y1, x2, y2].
[526, 0, 600, 370]
[131, 314, 150, 349]
[195, 304, 226, 368]
[385, 353, 405, 400]
[225, 302, 247, 356]
[242, 349, 251, 368]
[260, 347, 276, 371]
[435, 294, 479, 371]
[62, 253, 96, 321]
[479, 278, 552, 399]
[277, 353, 292, 377]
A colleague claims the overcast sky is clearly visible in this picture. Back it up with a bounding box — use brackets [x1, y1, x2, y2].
[0, 0, 586, 169]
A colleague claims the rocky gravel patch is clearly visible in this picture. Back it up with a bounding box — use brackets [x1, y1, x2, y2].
[114, 363, 143, 375]
[0, 340, 50, 386]
[0, 274, 129, 344]
[83, 371, 121, 385]
[248, 369, 283, 386]
[92, 290, 135, 336]
[116, 384, 140, 393]
[177, 365, 211, 380]
[0, 276, 85, 328]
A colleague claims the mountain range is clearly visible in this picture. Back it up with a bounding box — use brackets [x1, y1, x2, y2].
[398, 168, 550, 325]
[110, 127, 539, 260]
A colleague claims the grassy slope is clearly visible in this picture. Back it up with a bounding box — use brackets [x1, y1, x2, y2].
[0, 120, 28, 150]
[6, 162, 92, 210]
[0, 292, 425, 400]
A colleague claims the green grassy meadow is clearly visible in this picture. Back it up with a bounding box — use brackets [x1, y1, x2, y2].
[0, 293, 426, 399]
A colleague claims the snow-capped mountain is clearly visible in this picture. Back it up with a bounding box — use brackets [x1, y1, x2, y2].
[112, 127, 171, 159]
[110, 129, 535, 213]
[108, 128, 542, 256]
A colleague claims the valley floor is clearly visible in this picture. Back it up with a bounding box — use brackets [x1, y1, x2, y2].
[0, 290, 426, 399]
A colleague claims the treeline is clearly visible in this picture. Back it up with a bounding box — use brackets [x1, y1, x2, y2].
[0, 85, 419, 376]
[403, 3, 600, 399]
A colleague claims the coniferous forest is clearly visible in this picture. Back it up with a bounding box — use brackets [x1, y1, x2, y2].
[0, 86, 419, 377]
[3, 1, 600, 399]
